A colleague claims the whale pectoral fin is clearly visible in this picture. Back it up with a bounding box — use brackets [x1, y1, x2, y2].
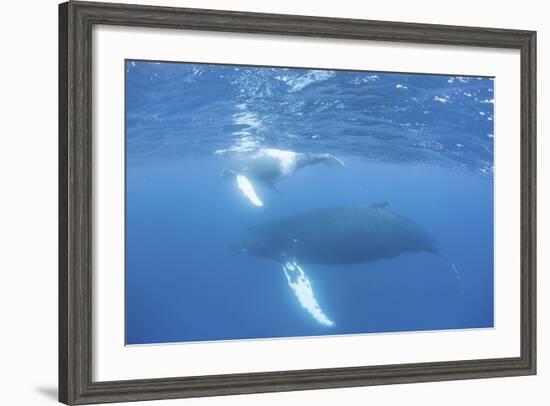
[236, 175, 264, 207]
[266, 182, 282, 195]
[282, 260, 335, 327]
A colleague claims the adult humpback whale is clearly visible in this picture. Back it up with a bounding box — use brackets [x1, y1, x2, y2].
[223, 148, 345, 207]
[232, 204, 461, 326]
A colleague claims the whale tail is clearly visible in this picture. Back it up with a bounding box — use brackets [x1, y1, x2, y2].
[434, 251, 463, 293]
[318, 154, 345, 169]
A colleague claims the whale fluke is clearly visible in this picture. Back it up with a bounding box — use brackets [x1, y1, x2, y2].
[434, 251, 463, 293]
[315, 153, 346, 169]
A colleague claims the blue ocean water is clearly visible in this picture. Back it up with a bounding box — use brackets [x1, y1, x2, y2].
[125, 60, 494, 345]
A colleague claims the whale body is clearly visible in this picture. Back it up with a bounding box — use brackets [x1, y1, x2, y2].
[232, 204, 459, 326]
[232, 204, 438, 264]
[223, 148, 344, 206]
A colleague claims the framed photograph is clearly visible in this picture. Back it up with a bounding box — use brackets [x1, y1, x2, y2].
[59, 1, 536, 404]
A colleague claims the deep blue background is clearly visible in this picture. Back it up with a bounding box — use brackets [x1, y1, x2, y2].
[125, 61, 494, 344]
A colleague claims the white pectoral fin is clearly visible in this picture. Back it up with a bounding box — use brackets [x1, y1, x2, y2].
[236, 175, 263, 207]
[282, 260, 335, 327]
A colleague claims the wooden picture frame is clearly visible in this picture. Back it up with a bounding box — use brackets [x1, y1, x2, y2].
[59, 1, 536, 404]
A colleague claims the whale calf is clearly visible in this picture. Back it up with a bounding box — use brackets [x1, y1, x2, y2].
[232, 204, 460, 326]
[223, 148, 344, 207]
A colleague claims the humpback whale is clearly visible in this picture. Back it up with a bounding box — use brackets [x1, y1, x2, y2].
[223, 148, 345, 207]
[232, 204, 461, 326]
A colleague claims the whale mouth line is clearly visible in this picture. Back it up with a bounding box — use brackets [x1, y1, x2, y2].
[230, 241, 249, 254]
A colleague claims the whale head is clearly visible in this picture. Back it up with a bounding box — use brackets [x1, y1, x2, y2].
[221, 168, 237, 179]
[231, 225, 283, 260]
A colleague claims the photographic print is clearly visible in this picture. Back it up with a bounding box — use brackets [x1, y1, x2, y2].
[125, 60, 494, 345]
